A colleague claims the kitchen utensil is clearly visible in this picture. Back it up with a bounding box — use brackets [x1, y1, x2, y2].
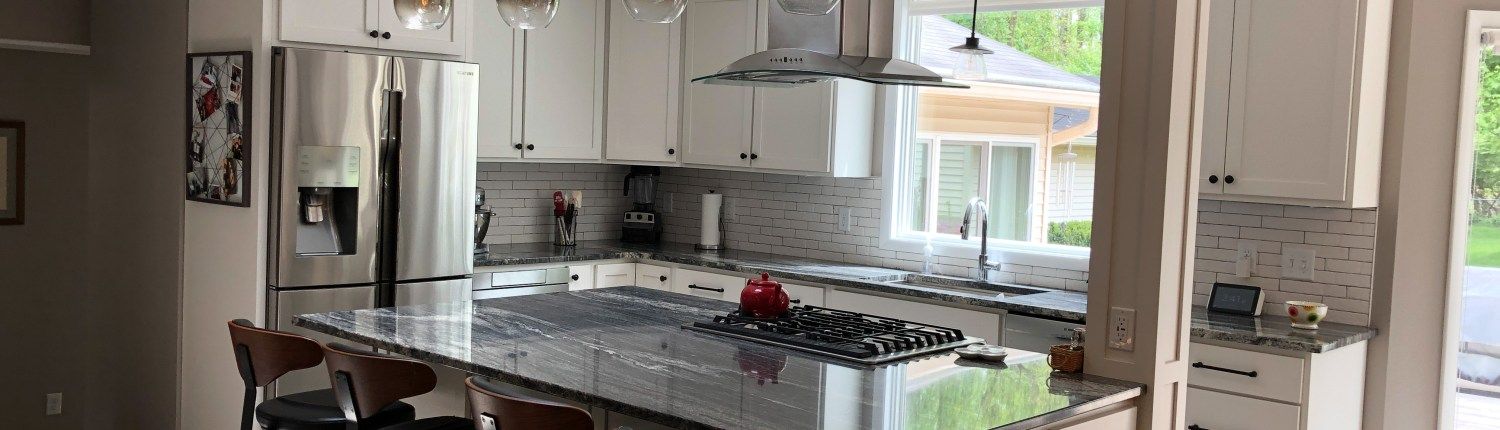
[1285, 301, 1329, 330]
[552, 191, 566, 216]
[739, 273, 790, 318]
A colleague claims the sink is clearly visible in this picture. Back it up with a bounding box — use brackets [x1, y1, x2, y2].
[889, 273, 1048, 298]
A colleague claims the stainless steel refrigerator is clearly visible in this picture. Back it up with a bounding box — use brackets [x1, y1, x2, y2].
[265, 47, 477, 396]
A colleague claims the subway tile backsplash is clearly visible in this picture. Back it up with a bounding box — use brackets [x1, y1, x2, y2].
[477, 163, 633, 244]
[483, 163, 1376, 326]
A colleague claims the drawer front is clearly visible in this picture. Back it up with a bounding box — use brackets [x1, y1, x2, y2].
[595, 263, 637, 288]
[635, 264, 673, 291]
[1004, 314, 1084, 354]
[783, 283, 824, 307]
[1186, 387, 1300, 430]
[825, 290, 1001, 344]
[1188, 342, 1305, 403]
[671, 269, 744, 302]
[567, 265, 594, 291]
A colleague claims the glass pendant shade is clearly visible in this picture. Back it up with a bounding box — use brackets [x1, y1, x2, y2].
[950, 38, 992, 80]
[394, 0, 452, 30]
[776, 0, 841, 16]
[497, 0, 559, 30]
[623, 0, 688, 23]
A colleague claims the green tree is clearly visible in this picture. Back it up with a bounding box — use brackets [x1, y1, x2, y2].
[946, 8, 1105, 77]
[1473, 47, 1500, 221]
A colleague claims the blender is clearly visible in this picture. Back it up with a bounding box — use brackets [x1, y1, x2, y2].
[622, 166, 663, 243]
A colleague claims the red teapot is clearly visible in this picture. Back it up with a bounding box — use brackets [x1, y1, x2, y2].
[739, 273, 790, 318]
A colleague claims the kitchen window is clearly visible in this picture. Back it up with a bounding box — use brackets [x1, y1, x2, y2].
[883, 0, 1103, 267]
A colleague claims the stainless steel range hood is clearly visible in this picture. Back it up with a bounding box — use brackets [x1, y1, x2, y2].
[693, 0, 967, 89]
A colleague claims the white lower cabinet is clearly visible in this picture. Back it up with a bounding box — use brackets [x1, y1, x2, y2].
[595, 263, 638, 288]
[671, 268, 745, 301]
[1186, 340, 1368, 430]
[825, 290, 1002, 345]
[782, 282, 824, 307]
[569, 264, 596, 291]
[634, 264, 673, 291]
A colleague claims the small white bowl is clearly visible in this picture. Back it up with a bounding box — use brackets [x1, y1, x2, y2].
[1286, 301, 1329, 330]
[956, 344, 1008, 362]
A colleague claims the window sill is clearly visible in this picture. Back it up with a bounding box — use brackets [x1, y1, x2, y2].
[882, 234, 1091, 272]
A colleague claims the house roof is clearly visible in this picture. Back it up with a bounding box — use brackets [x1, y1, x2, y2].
[917, 15, 1101, 93]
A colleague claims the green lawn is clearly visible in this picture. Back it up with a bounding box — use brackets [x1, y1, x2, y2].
[1469, 224, 1500, 268]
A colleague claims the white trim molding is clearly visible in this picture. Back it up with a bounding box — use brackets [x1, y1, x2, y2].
[0, 38, 91, 55]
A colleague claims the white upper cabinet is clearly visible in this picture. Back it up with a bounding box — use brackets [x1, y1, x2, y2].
[682, 0, 759, 168]
[471, 0, 520, 159]
[279, 0, 469, 56]
[605, 3, 684, 165]
[518, 0, 607, 161]
[1199, 0, 1390, 208]
[753, 80, 875, 175]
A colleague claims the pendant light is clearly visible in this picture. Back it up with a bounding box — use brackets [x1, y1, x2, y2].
[394, 0, 452, 30]
[777, 0, 841, 16]
[623, 0, 688, 23]
[497, 0, 559, 30]
[949, 0, 993, 80]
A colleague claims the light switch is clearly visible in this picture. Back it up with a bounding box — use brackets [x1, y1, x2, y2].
[1281, 247, 1316, 281]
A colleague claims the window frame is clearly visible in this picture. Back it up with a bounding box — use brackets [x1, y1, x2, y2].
[877, 0, 1092, 272]
[905, 132, 1041, 241]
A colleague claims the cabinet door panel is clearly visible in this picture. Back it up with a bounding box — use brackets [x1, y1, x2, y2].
[634, 264, 673, 291]
[472, 0, 521, 159]
[568, 265, 595, 291]
[1198, 0, 1235, 195]
[279, 0, 379, 48]
[682, 0, 756, 167]
[752, 82, 834, 173]
[1222, 0, 1358, 201]
[377, 0, 468, 55]
[595, 263, 637, 288]
[671, 269, 744, 301]
[522, 0, 604, 160]
[1188, 342, 1305, 403]
[1185, 387, 1300, 430]
[606, 7, 681, 163]
[782, 283, 824, 307]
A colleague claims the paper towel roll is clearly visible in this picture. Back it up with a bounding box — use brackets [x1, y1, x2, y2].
[700, 192, 723, 249]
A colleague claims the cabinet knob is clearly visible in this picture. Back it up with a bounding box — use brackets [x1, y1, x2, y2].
[740, 153, 748, 160]
[369, 30, 380, 38]
[667, 148, 675, 155]
[1224, 175, 1235, 184]
[1208, 175, 1219, 184]
[571, 274, 580, 281]
[660, 275, 668, 282]
[381, 32, 392, 39]
[526, 144, 535, 151]
[750, 153, 759, 160]
[514, 143, 524, 150]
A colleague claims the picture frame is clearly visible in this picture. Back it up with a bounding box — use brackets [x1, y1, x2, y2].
[0, 120, 23, 225]
[185, 51, 252, 207]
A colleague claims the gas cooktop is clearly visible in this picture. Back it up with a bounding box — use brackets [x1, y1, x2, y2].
[684, 306, 983, 364]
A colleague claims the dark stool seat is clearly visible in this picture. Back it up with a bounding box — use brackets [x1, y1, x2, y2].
[378, 416, 474, 430]
[255, 389, 415, 430]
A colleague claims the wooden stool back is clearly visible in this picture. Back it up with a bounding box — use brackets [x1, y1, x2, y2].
[321, 342, 438, 423]
[466, 377, 594, 430]
[227, 319, 324, 430]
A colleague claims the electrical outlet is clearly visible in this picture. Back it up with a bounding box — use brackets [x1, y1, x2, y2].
[46, 393, 61, 416]
[1281, 247, 1316, 281]
[662, 192, 673, 214]
[722, 197, 736, 222]
[1235, 242, 1258, 277]
[838, 207, 853, 232]
[1109, 307, 1135, 351]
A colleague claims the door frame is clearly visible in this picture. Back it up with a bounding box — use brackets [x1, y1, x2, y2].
[1442, 10, 1500, 430]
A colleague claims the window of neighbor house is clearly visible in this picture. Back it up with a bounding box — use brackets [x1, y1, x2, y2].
[894, 1, 1103, 256]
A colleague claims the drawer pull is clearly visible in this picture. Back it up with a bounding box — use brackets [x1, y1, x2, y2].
[790, 299, 802, 304]
[1188, 426, 1208, 430]
[1192, 362, 1258, 378]
[688, 284, 724, 293]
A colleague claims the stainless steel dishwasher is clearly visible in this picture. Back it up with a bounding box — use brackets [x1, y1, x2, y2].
[472, 267, 572, 300]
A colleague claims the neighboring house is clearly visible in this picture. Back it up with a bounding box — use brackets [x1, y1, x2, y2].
[910, 16, 1099, 245]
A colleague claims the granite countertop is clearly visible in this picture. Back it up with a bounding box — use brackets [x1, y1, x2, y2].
[477, 241, 1378, 354]
[295, 287, 1143, 430]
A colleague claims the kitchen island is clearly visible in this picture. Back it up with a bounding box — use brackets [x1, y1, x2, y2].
[295, 287, 1142, 429]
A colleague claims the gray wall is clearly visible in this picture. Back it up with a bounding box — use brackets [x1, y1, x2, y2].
[84, 0, 186, 426]
[0, 0, 90, 45]
[0, 49, 93, 429]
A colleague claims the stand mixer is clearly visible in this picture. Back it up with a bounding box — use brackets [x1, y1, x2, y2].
[474, 187, 494, 254]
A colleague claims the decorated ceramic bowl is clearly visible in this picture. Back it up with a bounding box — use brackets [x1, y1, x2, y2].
[1286, 301, 1329, 330]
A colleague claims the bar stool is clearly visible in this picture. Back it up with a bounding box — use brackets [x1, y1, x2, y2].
[465, 377, 594, 430]
[228, 320, 416, 430]
[321, 342, 473, 430]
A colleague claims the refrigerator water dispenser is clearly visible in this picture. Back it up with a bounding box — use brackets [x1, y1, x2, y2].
[295, 146, 361, 256]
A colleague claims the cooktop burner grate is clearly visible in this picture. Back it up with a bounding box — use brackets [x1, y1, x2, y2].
[684, 305, 983, 364]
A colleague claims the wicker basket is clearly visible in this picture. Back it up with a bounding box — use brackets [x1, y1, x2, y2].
[1048, 344, 1085, 373]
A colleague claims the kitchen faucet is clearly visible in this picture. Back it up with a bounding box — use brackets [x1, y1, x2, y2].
[960, 197, 993, 281]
